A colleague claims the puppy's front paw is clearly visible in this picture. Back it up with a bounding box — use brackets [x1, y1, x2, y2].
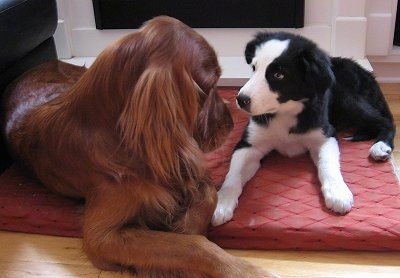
[370, 141, 392, 161]
[211, 187, 241, 226]
[322, 181, 354, 215]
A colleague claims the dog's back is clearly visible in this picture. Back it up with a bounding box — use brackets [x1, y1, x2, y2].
[3, 61, 86, 143]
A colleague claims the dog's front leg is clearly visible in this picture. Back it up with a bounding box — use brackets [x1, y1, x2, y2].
[83, 185, 277, 277]
[212, 146, 266, 226]
[310, 137, 354, 214]
[176, 181, 218, 235]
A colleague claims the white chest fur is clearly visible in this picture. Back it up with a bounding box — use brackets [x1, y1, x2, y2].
[247, 112, 327, 157]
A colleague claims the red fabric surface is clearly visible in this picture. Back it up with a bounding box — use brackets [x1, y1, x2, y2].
[1, 88, 400, 250]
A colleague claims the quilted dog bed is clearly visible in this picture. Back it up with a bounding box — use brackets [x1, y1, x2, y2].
[1, 88, 400, 251]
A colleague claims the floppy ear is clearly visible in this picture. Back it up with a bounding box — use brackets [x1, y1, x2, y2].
[245, 40, 258, 64]
[195, 87, 233, 152]
[117, 66, 203, 183]
[299, 49, 335, 93]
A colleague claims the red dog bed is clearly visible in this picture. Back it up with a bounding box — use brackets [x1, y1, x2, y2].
[1, 88, 400, 251]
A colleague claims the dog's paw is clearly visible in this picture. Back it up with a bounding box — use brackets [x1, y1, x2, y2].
[211, 187, 241, 226]
[322, 181, 354, 215]
[370, 141, 392, 161]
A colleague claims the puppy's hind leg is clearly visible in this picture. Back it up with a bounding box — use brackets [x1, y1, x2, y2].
[332, 88, 395, 161]
[349, 107, 395, 161]
[346, 96, 395, 161]
[310, 137, 354, 214]
[212, 146, 265, 226]
[370, 117, 395, 161]
[370, 140, 393, 161]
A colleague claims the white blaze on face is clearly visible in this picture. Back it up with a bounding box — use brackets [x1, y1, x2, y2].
[238, 39, 290, 115]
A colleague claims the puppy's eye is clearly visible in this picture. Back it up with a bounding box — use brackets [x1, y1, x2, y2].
[273, 72, 285, 80]
[252, 65, 256, 72]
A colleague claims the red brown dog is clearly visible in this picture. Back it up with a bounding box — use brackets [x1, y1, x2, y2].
[2, 16, 277, 277]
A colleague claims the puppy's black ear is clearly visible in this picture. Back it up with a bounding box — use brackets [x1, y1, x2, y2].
[245, 40, 257, 64]
[299, 49, 335, 93]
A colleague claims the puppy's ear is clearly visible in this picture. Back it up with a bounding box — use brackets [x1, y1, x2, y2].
[117, 66, 201, 182]
[299, 49, 335, 93]
[245, 40, 257, 65]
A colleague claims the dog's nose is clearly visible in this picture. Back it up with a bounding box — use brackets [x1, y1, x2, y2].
[236, 94, 251, 110]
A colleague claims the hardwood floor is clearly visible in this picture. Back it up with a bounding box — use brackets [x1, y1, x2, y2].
[381, 83, 400, 165]
[1, 84, 400, 277]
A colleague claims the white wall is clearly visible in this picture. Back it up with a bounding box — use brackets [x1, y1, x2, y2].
[54, 0, 399, 84]
[366, 0, 400, 83]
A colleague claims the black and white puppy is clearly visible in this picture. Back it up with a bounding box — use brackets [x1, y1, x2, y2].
[212, 32, 395, 226]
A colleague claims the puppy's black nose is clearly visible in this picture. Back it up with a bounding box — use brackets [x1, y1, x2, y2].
[236, 94, 251, 110]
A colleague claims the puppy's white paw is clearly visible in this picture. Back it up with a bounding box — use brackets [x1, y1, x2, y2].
[370, 141, 392, 161]
[212, 187, 241, 226]
[322, 181, 354, 215]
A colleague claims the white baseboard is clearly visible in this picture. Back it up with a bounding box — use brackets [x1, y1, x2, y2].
[63, 56, 251, 86]
[63, 57, 375, 87]
[369, 48, 400, 83]
[370, 62, 400, 83]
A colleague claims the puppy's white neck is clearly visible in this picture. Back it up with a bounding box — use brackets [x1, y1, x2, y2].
[276, 99, 305, 116]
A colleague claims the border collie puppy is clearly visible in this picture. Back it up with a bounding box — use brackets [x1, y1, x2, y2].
[212, 32, 395, 226]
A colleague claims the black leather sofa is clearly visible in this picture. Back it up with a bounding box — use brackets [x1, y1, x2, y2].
[0, 0, 58, 172]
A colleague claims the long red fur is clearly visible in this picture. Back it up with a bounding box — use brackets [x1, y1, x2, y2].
[2, 16, 276, 277]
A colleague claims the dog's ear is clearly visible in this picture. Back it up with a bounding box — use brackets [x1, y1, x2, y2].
[245, 40, 258, 65]
[117, 66, 203, 183]
[298, 49, 335, 93]
[194, 87, 233, 152]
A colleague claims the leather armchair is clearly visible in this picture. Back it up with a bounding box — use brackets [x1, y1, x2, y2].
[0, 0, 58, 172]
